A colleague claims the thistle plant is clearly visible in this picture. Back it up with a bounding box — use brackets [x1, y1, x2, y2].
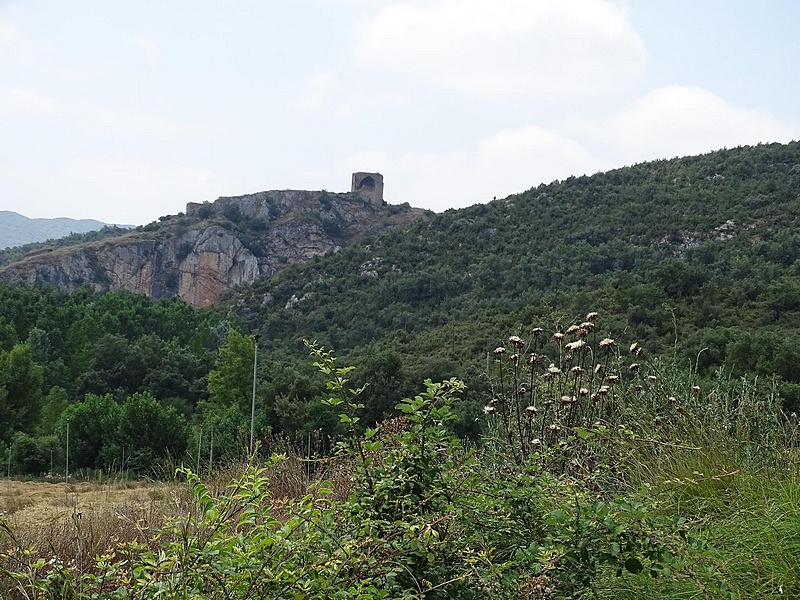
[484, 312, 660, 468]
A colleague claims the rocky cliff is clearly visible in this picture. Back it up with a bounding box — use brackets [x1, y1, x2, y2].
[0, 187, 426, 307]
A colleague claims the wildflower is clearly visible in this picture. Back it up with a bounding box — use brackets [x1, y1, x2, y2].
[558, 440, 568, 448]
[560, 395, 577, 404]
[579, 387, 589, 396]
[629, 363, 640, 372]
[547, 364, 562, 375]
[667, 396, 677, 404]
[525, 405, 538, 414]
[494, 346, 506, 355]
[531, 327, 544, 337]
[483, 405, 497, 415]
[596, 385, 610, 396]
[635, 347, 644, 357]
[510, 353, 520, 364]
[647, 375, 657, 382]
[586, 311, 600, 322]
[566, 340, 587, 351]
[529, 353, 542, 365]
[594, 363, 603, 374]
[566, 324, 580, 336]
[509, 335, 524, 348]
[553, 332, 565, 342]
[548, 424, 561, 433]
[531, 438, 542, 448]
[606, 375, 620, 385]
[518, 386, 527, 394]
[634, 385, 643, 391]
[599, 338, 615, 349]
[692, 385, 701, 393]
[630, 342, 639, 353]
[570, 366, 584, 376]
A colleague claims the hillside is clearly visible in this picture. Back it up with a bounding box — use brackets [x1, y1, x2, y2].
[0, 181, 426, 307]
[228, 142, 800, 410]
[0, 211, 111, 249]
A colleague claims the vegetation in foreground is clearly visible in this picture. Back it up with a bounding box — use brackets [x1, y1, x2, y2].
[2, 317, 799, 599]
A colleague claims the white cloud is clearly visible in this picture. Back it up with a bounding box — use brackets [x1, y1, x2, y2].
[132, 36, 160, 59]
[0, 86, 60, 118]
[334, 124, 607, 210]
[0, 11, 20, 46]
[62, 158, 224, 223]
[353, 0, 646, 98]
[84, 108, 227, 142]
[293, 70, 406, 119]
[577, 85, 800, 163]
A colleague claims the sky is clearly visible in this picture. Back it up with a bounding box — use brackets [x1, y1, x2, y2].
[1, 0, 799, 226]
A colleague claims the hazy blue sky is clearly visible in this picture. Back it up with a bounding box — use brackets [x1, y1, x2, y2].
[2, 0, 799, 225]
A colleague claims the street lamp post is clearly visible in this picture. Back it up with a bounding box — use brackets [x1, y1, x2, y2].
[65, 419, 70, 485]
[250, 334, 261, 455]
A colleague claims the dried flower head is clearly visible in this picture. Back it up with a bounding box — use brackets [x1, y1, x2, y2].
[579, 387, 589, 396]
[630, 342, 639, 354]
[606, 375, 620, 385]
[692, 385, 701, 393]
[647, 375, 657, 382]
[483, 405, 497, 415]
[570, 366, 584, 376]
[508, 335, 524, 348]
[530, 438, 542, 448]
[525, 405, 538, 414]
[586, 311, 600, 322]
[560, 395, 577, 404]
[548, 424, 561, 432]
[566, 340, 587, 352]
[494, 346, 506, 355]
[566, 324, 580, 336]
[529, 353, 542, 365]
[531, 327, 543, 337]
[629, 363, 640, 372]
[599, 338, 615, 349]
[553, 332, 565, 342]
[547, 364, 562, 375]
[594, 363, 603, 374]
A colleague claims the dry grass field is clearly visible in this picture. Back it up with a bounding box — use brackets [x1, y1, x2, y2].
[0, 478, 184, 571]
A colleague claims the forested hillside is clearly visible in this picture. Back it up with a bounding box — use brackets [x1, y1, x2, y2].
[234, 141, 800, 410]
[2, 142, 800, 477]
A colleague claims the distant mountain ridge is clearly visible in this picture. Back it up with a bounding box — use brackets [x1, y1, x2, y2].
[1, 211, 112, 248]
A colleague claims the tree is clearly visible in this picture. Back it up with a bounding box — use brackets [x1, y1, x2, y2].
[0, 343, 44, 442]
[60, 394, 121, 470]
[117, 392, 189, 474]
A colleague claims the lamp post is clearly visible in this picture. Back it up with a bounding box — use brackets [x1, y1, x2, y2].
[65, 419, 70, 485]
[250, 334, 261, 456]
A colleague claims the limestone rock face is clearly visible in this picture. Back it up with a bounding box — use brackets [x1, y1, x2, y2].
[0, 188, 424, 306]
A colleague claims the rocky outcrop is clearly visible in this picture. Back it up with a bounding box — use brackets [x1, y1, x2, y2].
[0, 187, 425, 307]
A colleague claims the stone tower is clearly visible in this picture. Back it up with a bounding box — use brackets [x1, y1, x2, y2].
[351, 172, 384, 206]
